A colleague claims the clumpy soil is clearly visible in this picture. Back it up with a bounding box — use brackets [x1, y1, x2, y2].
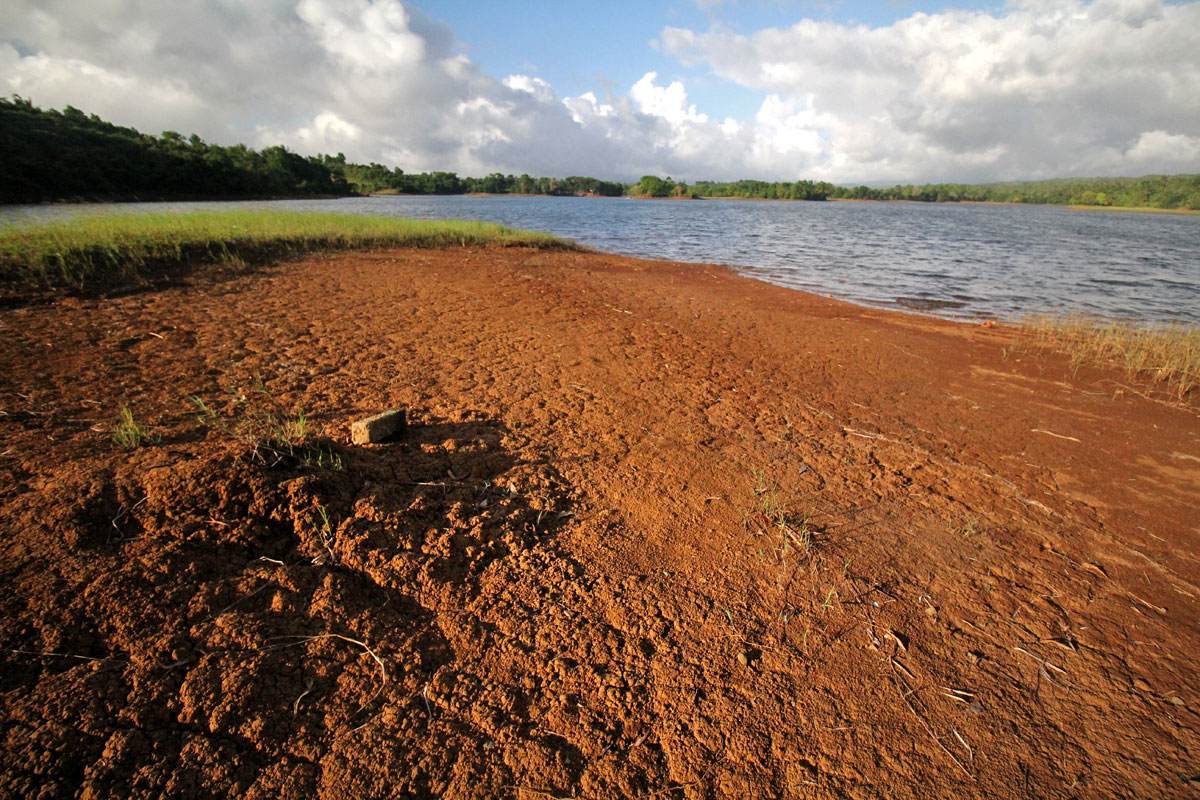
[1, 247, 1197, 799]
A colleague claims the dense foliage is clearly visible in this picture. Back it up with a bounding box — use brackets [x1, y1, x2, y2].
[688, 175, 1200, 209]
[629, 175, 694, 198]
[823, 176, 1200, 208]
[3, 98, 1197, 209]
[330, 162, 625, 197]
[0, 97, 351, 203]
[619, 174, 1200, 208]
[692, 179, 836, 200]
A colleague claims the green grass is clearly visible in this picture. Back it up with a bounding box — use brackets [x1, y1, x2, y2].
[311, 504, 336, 566]
[1067, 205, 1200, 216]
[0, 210, 578, 290]
[1019, 314, 1200, 403]
[748, 470, 814, 556]
[113, 405, 156, 450]
[190, 380, 342, 469]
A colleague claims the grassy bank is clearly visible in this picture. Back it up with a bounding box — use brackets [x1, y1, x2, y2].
[1066, 205, 1200, 216]
[1019, 315, 1200, 403]
[0, 210, 577, 290]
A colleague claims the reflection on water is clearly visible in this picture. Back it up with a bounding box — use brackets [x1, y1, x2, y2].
[2, 196, 1197, 323]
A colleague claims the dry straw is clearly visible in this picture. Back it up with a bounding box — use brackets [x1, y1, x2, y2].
[1019, 314, 1199, 403]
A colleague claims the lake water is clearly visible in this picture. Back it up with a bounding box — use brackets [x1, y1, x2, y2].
[3, 196, 1198, 324]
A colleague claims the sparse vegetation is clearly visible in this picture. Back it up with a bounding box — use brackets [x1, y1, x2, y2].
[1018, 315, 1200, 403]
[311, 505, 336, 565]
[0, 210, 578, 290]
[821, 588, 838, 612]
[112, 405, 156, 450]
[748, 470, 814, 557]
[955, 514, 980, 538]
[189, 380, 342, 469]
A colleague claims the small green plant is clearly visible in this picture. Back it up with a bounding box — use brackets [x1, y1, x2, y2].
[753, 469, 787, 520]
[188, 383, 341, 469]
[954, 514, 980, 538]
[821, 588, 838, 612]
[113, 405, 156, 449]
[188, 395, 225, 429]
[311, 505, 336, 565]
[748, 471, 815, 559]
[788, 514, 814, 554]
[301, 442, 344, 471]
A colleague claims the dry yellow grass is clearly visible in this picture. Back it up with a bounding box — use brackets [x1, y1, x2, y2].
[1019, 315, 1200, 403]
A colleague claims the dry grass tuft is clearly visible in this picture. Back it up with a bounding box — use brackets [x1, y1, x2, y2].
[1018, 315, 1200, 403]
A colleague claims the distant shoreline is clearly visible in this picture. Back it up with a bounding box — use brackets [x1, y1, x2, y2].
[371, 191, 1200, 214]
[1065, 204, 1200, 216]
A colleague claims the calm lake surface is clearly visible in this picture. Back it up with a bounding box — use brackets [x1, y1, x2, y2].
[3, 196, 1198, 324]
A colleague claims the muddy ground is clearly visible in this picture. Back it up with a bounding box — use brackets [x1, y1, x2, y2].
[1, 247, 1197, 799]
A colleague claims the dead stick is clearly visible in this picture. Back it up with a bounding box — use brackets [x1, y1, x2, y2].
[890, 664, 974, 779]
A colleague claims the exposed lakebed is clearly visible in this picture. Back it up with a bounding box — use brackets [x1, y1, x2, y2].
[3, 195, 1197, 323]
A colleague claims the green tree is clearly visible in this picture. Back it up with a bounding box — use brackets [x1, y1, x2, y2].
[633, 175, 671, 197]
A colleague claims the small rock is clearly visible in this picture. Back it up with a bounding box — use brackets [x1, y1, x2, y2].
[1169, 696, 1185, 707]
[350, 409, 407, 444]
[736, 652, 749, 667]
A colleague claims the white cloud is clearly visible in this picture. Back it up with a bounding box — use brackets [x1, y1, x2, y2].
[2, 48, 210, 135]
[562, 91, 615, 125]
[295, 0, 425, 75]
[0, 0, 1197, 183]
[661, 0, 1200, 181]
[504, 74, 555, 103]
[1125, 130, 1200, 167]
[257, 111, 362, 156]
[630, 72, 708, 127]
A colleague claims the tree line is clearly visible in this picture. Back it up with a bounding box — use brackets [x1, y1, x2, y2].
[330, 158, 625, 197]
[0, 96, 350, 203]
[823, 176, 1200, 208]
[3, 97, 1197, 209]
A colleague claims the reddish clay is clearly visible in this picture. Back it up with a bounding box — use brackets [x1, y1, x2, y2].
[1, 247, 1197, 799]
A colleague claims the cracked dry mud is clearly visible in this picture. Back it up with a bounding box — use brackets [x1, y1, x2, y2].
[1, 247, 1198, 799]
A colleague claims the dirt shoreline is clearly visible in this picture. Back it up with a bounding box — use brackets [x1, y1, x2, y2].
[2, 246, 1197, 799]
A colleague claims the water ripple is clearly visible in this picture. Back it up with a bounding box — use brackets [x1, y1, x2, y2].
[2, 196, 1197, 324]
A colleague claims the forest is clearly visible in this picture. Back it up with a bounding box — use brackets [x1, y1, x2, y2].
[3, 97, 1198, 209]
[0, 97, 351, 203]
[822, 176, 1200, 208]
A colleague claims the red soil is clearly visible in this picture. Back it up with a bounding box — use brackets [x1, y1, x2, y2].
[1, 247, 1197, 799]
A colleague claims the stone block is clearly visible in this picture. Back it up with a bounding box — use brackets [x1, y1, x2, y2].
[350, 409, 407, 444]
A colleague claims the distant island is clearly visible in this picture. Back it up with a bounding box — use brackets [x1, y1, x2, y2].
[3, 97, 1198, 210]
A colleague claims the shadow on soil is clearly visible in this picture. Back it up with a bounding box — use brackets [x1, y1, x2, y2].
[0, 413, 578, 797]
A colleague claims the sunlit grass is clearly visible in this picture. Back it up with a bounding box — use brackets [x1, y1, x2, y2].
[1019, 314, 1200, 403]
[1067, 205, 1200, 216]
[0, 210, 578, 289]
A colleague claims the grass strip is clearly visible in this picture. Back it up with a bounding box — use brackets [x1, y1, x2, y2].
[0, 210, 578, 290]
[1019, 314, 1200, 403]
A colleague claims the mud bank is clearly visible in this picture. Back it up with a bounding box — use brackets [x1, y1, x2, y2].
[1, 247, 1197, 799]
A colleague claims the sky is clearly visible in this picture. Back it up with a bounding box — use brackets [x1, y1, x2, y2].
[2, 0, 1198, 185]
